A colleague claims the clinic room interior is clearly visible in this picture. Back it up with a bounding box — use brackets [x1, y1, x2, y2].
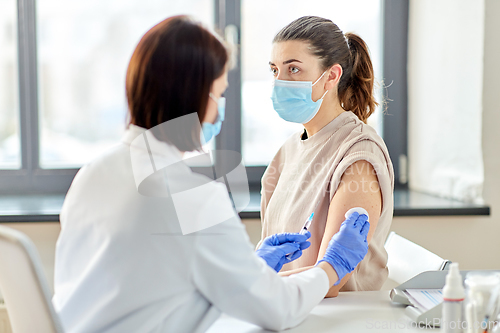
[0, 0, 499, 332]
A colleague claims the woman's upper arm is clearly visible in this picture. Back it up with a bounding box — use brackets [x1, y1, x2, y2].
[316, 160, 382, 293]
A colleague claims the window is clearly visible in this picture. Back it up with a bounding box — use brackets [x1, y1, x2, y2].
[0, 0, 20, 169]
[0, 0, 215, 194]
[0, 0, 407, 194]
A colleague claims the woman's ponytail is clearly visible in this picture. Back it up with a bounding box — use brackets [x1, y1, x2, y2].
[338, 33, 377, 124]
[274, 16, 378, 124]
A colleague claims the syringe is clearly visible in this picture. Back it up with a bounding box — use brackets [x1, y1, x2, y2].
[285, 209, 317, 261]
[299, 212, 315, 235]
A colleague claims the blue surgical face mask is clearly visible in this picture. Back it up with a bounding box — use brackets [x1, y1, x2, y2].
[271, 71, 329, 124]
[201, 93, 225, 144]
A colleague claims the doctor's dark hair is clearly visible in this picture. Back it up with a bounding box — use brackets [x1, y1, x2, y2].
[126, 15, 229, 151]
[273, 16, 377, 123]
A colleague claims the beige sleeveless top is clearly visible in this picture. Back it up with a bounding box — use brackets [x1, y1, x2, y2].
[258, 111, 394, 291]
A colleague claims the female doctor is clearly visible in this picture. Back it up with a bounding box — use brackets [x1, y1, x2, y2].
[52, 16, 370, 333]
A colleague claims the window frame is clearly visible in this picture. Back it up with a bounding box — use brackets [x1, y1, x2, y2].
[382, 0, 409, 190]
[0, 0, 78, 195]
[0, 0, 408, 195]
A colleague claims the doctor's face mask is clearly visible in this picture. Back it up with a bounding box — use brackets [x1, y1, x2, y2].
[201, 93, 225, 144]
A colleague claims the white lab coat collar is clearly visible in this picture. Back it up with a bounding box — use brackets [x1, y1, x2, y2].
[121, 123, 147, 145]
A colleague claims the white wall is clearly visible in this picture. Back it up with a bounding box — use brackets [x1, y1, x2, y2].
[407, 0, 485, 202]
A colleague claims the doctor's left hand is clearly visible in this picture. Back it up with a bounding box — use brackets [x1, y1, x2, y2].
[255, 232, 311, 272]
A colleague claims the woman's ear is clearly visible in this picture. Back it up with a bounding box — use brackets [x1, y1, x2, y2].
[325, 64, 343, 90]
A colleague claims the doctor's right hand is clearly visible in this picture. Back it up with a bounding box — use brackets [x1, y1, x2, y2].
[317, 212, 369, 285]
[255, 232, 311, 273]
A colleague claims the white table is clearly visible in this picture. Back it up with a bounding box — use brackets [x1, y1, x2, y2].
[207, 290, 439, 332]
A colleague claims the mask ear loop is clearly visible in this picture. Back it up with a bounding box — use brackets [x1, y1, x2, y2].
[208, 92, 222, 122]
[312, 71, 330, 99]
[209, 92, 219, 103]
[312, 70, 328, 86]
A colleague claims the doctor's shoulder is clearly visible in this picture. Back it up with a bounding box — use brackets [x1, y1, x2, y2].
[67, 143, 132, 192]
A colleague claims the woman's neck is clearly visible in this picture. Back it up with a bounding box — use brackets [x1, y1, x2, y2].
[303, 97, 345, 138]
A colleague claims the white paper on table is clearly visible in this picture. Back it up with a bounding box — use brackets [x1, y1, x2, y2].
[404, 289, 443, 311]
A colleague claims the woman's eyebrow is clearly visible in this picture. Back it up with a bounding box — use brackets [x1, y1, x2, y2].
[268, 59, 303, 66]
[283, 59, 302, 64]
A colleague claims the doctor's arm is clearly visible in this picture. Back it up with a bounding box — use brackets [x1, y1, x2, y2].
[190, 214, 331, 331]
[278, 160, 382, 297]
[190, 186, 368, 331]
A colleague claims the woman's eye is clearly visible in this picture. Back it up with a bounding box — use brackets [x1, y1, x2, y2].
[290, 67, 299, 74]
[270, 67, 278, 75]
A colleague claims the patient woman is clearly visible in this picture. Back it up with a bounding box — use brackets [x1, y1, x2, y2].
[258, 16, 394, 297]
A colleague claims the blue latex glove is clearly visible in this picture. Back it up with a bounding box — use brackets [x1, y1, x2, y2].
[317, 212, 370, 285]
[255, 231, 311, 272]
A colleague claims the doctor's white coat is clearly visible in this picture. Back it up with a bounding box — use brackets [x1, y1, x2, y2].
[52, 124, 329, 333]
